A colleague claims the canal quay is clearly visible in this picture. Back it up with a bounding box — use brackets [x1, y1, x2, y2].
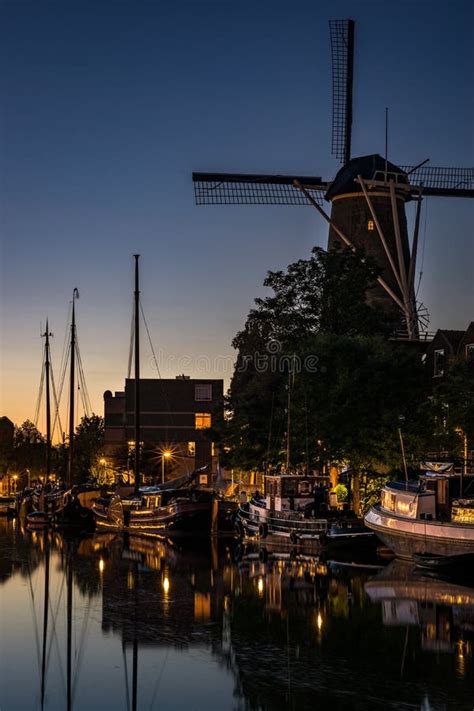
[1, 518, 473, 711]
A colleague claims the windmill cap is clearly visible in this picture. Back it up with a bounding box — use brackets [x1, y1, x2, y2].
[325, 154, 409, 201]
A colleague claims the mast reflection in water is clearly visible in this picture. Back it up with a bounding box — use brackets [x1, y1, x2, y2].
[0, 518, 473, 710]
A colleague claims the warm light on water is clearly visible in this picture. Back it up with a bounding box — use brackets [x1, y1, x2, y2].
[0, 518, 473, 710]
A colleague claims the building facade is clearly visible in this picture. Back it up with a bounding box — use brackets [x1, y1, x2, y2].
[103, 376, 224, 482]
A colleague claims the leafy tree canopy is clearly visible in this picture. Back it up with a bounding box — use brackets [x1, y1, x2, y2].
[222, 247, 430, 474]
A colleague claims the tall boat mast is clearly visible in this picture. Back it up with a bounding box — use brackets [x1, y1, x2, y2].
[68, 289, 79, 488]
[286, 357, 295, 473]
[42, 320, 52, 480]
[134, 256, 141, 494]
[286, 371, 291, 472]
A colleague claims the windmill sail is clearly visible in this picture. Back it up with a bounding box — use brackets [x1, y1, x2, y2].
[193, 172, 328, 206]
[329, 19, 355, 165]
[400, 165, 474, 198]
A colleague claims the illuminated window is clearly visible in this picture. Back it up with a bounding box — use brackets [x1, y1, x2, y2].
[211, 442, 216, 456]
[434, 349, 445, 377]
[367, 220, 374, 231]
[195, 384, 212, 401]
[188, 441, 196, 457]
[195, 413, 211, 429]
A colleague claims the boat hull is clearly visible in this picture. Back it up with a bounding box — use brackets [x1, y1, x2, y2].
[236, 503, 327, 544]
[236, 502, 373, 548]
[94, 495, 236, 536]
[364, 505, 474, 559]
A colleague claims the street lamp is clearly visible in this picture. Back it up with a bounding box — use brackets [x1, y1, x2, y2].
[99, 458, 107, 483]
[161, 450, 172, 484]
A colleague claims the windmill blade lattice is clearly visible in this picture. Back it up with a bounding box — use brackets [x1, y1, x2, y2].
[193, 173, 328, 206]
[329, 19, 355, 165]
[402, 165, 474, 198]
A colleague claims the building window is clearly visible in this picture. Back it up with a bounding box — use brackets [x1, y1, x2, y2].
[367, 220, 374, 231]
[188, 441, 196, 457]
[195, 413, 211, 429]
[466, 344, 474, 359]
[195, 384, 212, 401]
[434, 349, 445, 377]
[211, 442, 216, 457]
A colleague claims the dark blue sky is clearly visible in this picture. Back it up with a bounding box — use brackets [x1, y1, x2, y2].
[1, 0, 473, 426]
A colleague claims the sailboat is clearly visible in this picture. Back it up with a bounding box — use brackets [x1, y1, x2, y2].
[92, 256, 236, 536]
[25, 320, 61, 524]
[24, 295, 97, 530]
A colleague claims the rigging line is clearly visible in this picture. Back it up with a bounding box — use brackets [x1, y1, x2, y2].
[127, 304, 135, 380]
[34, 361, 46, 429]
[46, 568, 67, 696]
[50, 366, 64, 442]
[76, 367, 88, 420]
[45, 568, 66, 688]
[139, 298, 178, 433]
[58, 302, 73, 397]
[139, 300, 162, 378]
[149, 647, 170, 711]
[26, 560, 43, 684]
[52, 342, 71, 441]
[416, 197, 429, 299]
[75, 333, 92, 416]
[72, 592, 93, 697]
[75, 341, 85, 413]
[56, 340, 71, 406]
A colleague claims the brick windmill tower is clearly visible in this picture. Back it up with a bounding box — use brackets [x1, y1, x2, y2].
[192, 20, 473, 339]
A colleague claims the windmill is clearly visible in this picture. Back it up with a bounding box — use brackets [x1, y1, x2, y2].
[192, 19, 473, 340]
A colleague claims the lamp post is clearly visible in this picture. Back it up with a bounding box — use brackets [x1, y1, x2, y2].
[161, 451, 172, 485]
[99, 458, 107, 483]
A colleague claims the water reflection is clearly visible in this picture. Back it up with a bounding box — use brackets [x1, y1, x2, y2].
[1, 517, 474, 710]
[366, 560, 474, 664]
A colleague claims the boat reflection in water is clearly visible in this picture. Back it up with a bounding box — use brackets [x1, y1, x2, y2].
[366, 559, 474, 663]
[1, 516, 474, 710]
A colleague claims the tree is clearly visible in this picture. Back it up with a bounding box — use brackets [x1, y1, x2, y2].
[73, 415, 105, 483]
[431, 355, 474, 456]
[222, 247, 429, 475]
[13, 421, 46, 478]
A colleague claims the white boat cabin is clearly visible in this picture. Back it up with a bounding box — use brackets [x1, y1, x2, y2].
[380, 474, 474, 522]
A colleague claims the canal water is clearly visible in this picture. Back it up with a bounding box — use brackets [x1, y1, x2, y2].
[0, 518, 473, 711]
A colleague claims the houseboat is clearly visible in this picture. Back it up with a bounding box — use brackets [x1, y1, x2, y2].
[364, 469, 474, 559]
[235, 474, 373, 545]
